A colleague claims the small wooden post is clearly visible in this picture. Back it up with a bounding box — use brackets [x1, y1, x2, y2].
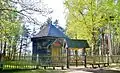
[67, 48, 70, 69]
[53, 67, 55, 70]
[82, 48, 86, 67]
[107, 54, 109, 66]
[61, 66, 64, 70]
[75, 50, 78, 67]
[44, 66, 46, 69]
[84, 55, 86, 67]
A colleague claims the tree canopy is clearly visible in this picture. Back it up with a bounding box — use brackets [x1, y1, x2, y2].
[65, 0, 120, 55]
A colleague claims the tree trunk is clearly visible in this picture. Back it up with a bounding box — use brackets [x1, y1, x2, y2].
[108, 34, 112, 55]
[0, 40, 3, 52]
[8, 39, 11, 58]
[3, 41, 7, 57]
[102, 33, 104, 55]
[12, 45, 16, 60]
[19, 39, 23, 60]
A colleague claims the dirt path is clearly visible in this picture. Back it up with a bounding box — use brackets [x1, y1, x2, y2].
[65, 66, 92, 73]
[65, 67, 96, 73]
[65, 66, 120, 73]
[66, 69, 93, 73]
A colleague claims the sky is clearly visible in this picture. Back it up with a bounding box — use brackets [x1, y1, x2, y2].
[43, 0, 66, 28]
[16, 0, 66, 28]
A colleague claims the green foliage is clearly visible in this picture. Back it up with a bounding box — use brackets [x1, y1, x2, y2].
[65, 0, 120, 43]
[0, 0, 21, 38]
[0, 0, 22, 57]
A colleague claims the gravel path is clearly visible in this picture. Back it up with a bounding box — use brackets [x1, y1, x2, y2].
[65, 66, 120, 73]
[67, 70, 93, 73]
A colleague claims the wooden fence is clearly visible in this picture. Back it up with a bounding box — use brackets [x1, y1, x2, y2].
[86, 55, 120, 63]
[68, 55, 120, 67]
[0, 55, 120, 70]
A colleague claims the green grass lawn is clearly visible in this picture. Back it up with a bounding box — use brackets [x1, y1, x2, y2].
[0, 69, 66, 73]
[14, 70, 65, 73]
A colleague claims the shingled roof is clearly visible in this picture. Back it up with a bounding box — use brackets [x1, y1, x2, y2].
[33, 24, 68, 38]
[67, 39, 90, 48]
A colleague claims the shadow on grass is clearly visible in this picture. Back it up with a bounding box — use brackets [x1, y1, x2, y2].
[0, 69, 37, 73]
